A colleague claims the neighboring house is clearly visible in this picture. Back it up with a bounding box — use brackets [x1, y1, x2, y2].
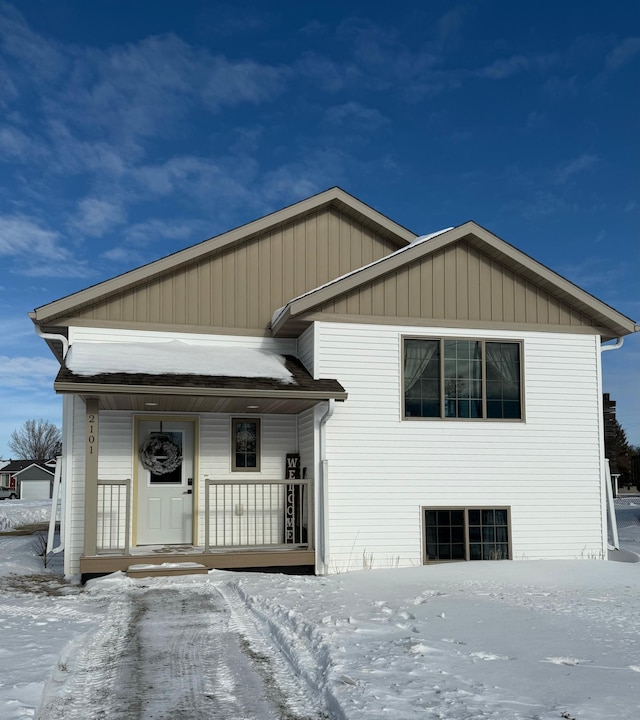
[30, 187, 637, 581]
[0, 460, 54, 500]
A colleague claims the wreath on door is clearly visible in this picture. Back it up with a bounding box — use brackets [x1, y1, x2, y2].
[139, 434, 183, 475]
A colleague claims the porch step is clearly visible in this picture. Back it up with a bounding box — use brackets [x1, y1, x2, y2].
[127, 562, 209, 579]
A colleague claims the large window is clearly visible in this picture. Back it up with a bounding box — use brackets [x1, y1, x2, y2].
[232, 418, 261, 472]
[404, 338, 522, 420]
[423, 507, 511, 563]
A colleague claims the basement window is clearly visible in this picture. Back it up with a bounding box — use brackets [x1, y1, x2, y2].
[423, 507, 511, 563]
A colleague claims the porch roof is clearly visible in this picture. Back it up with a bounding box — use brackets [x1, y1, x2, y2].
[53, 355, 347, 414]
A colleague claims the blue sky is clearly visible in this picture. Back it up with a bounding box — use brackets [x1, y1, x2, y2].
[0, 0, 638, 457]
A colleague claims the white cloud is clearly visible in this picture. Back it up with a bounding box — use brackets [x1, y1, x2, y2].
[0, 3, 66, 83]
[324, 102, 388, 130]
[605, 37, 640, 71]
[478, 55, 529, 80]
[131, 155, 256, 205]
[0, 215, 62, 258]
[558, 257, 626, 295]
[0, 214, 90, 277]
[295, 52, 355, 92]
[122, 219, 200, 246]
[0, 125, 32, 158]
[0, 355, 60, 390]
[554, 154, 598, 185]
[100, 219, 204, 266]
[69, 198, 127, 238]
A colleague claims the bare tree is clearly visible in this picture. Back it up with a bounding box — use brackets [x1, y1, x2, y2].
[8, 419, 61, 460]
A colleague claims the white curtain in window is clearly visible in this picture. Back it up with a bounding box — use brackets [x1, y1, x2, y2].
[485, 343, 519, 384]
[404, 341, 438, 392]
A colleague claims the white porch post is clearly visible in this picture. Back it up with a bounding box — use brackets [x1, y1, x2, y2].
[84, 397, 99, 556]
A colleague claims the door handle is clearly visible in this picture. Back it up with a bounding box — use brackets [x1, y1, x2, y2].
[183, 489, 192, 495]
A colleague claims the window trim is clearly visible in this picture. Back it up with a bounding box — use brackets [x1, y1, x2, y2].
[231, 417, 261, 472]
[402, 335, 525, 422]
[421, 506, 512, 564]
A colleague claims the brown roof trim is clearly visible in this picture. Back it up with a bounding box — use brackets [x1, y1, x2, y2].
[33, 188, 417, 324]
[272, 221, 636, 338]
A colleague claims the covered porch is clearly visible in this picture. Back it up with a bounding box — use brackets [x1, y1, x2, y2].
[82, 475, 315, 579]
[53, 346, 346, 581]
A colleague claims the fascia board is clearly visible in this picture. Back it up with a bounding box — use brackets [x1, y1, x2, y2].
[463, 223, 637, 333]
[53, 381, 348, 401]
[14, 465, 54, 477]
[33, 188, 416, 323]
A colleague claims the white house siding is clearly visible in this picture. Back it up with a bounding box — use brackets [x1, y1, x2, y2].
[297, 407, 316, 482]
[314, 322, 604, 572]
[198, 414, 298, 546]
[297, 324, 316, 377]
[298, 406, 318, 561]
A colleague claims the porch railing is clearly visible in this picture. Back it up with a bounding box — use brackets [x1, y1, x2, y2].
[94, 478, 311, 555]
[204, 479, 311, 552]
[97, 479, 130, 554]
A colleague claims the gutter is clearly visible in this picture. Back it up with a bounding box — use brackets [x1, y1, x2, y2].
[600, 337, 624, 352]
[33, 323, 69, 359]
[317, 399, 335, 575]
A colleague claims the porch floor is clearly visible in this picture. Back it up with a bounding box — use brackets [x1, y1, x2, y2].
[80, 546, 315, 579]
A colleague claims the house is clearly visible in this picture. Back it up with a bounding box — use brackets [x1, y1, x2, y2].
[0, 460, 54, 500]
[30, 187, 637, 581]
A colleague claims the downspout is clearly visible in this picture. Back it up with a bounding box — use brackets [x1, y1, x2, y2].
[599, 338, 624, 554]
[317, 399, 335, 575]
[33, 324, 69, 359]
[600, 337, 623, 352]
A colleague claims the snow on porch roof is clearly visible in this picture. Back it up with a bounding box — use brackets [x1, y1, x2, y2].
[55, 341, 347, 406]
[65, 340, 295, 383]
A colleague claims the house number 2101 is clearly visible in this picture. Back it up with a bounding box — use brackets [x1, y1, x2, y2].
[87, 414, 96, 455]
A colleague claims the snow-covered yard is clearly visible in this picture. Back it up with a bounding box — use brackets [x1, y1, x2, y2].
[0, 499, 639, 719]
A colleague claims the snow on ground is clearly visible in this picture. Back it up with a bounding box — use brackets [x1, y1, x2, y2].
[1, 498, 639, 719]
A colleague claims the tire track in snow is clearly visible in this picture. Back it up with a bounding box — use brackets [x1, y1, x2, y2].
[37, 582, 331, 719]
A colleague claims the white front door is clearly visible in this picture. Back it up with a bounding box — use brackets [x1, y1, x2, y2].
[137, 420, 194, 545]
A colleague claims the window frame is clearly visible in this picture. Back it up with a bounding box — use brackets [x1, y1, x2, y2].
[231, 417, 261, 472]
[421, 506, 512, 564]
[402, 336, 524, 422]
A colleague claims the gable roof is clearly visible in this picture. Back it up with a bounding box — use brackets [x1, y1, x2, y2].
[0, 460, 54, 475]
[271, 221, 637, 341]
[31, 187, 417, 327]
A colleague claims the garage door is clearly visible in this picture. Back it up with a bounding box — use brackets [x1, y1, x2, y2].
[20, 480, 51, 500]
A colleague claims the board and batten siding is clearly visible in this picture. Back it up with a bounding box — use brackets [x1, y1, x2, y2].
[65, 208, 400, 332]
[315, 240, 594, 329]
[314, 321, 604, 571]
